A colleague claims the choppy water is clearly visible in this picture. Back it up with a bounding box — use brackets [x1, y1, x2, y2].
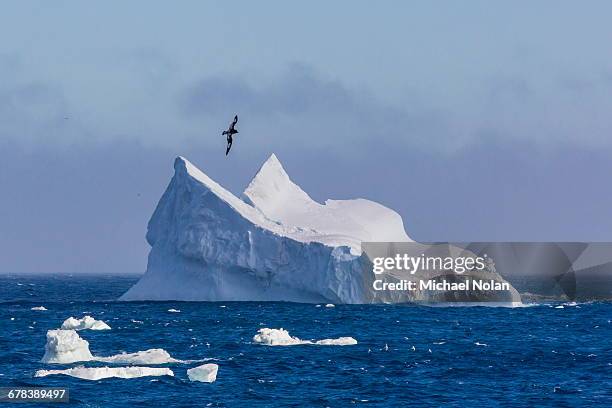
[0, 275, 610, 407]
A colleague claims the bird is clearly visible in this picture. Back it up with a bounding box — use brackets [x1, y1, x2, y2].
[222, 115, 239, 155]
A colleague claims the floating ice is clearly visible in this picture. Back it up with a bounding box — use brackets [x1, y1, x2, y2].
[252, 328, 309, 346]
[119, 155, 412, 303]
[187, 364, 219, 383]
[314, 337, 357, 346]
[42, 330, 183, 364]
[61, 316, 111, 331]
[42, 330, 94, 364]
[253, 328, 357, 346]
[35, 366, 174, 381]
[31, 306, 47, 311]
[325, 304, 335, 308]
[97, 349, 181, 364]
[120, 155, 520, 304]
[167, 309, 181, 313]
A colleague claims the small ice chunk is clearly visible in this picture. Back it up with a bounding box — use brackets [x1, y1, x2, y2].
[315, 337, 357, 346]
[98, 349, 181, 365]
[187, 364, 219, 383]
[42, 329, 93, 363]
[253, 328, 357, 346]
[61, 316, 111, 331]
[35, 366, 174, 381]
[167, 309, 181, 313]
[253, 328, 310, 346]
[31, 306, 47, 311]
[325, 304, 335, 308]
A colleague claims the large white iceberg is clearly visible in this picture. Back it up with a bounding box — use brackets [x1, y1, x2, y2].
[120, 154, 410, 303]
[35, 366, 174, 381]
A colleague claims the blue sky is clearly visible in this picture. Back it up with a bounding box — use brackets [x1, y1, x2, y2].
[2, 1, 612, 273]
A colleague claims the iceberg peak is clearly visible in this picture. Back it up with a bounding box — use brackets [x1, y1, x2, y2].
[244, 153, 315, 218]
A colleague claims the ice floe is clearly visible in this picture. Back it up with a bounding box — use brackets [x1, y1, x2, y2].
[187, 363, 218, 383]
[167, 309, 181, 313]
[253, 328, 357, 346]
[35, 366, 174, 381]
[42, 329, 184, 364]
[31, 306, 47, 311]
[325, 304, 335, 308]
[314, 337, 358, 346]
[61, 316, 111, 331]
[253, 328, 309, 346]
[97, 349, 181, 365]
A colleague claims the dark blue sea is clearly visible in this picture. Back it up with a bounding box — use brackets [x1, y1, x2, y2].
[0, 275, 610, 407]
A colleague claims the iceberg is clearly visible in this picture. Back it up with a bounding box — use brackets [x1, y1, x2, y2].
[120, 154, 410, 303]
[42, 330, 94, 364]
[252, 328, 357, 346]
[61, 316, 111, 331]
[187, 363, 219, 383]
[35, 366, 174, 381]
[120, 154, 519, 304]
[31, 306, 47, 311]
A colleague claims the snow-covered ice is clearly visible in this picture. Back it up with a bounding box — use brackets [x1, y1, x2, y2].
[252, 328, 357, 346]
[35, 366, 174, 381]
[167, 308, 181, 313]
[61, 316, 111, 331]
[41, 330, 182, 364]
[42, 330, 94, 364]
[120, 154, 519, 304]
[120, 154, 411, 303]
[252, 328, 310, 346]
[97, 349, 181, 364]
[314, 337, 358, 346]
[187, 364, 218, 383]
[325, 304, 335, 308]
[31, 306, 47, 311]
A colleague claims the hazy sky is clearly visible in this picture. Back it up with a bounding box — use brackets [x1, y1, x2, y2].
[2, 1, 612, 273]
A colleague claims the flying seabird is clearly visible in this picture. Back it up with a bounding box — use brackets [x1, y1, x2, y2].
[222, 115, 239, 155]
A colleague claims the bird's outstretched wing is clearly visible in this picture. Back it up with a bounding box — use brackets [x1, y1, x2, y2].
[233, 115, 238, 125]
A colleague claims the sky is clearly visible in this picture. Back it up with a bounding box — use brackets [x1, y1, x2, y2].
[2, 1, 612, 273]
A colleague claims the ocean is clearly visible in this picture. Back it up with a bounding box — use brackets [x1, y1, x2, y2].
[0, 274, 610, 407]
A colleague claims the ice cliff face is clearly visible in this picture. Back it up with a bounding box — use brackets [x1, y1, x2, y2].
[120, 154, 518, 304]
